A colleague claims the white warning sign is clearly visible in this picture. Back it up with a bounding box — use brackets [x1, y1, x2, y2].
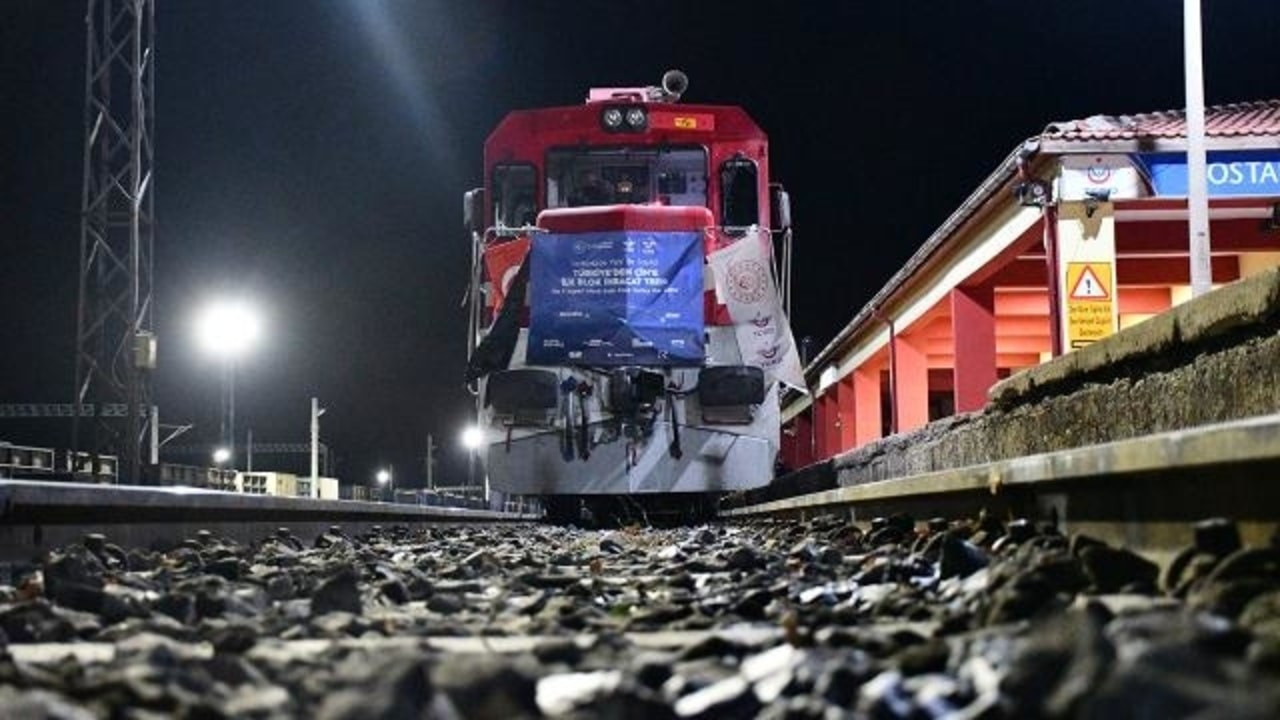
[1069, 265, 1110, 300]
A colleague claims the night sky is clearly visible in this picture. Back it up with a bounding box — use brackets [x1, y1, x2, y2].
[2, 1, 1276, 486]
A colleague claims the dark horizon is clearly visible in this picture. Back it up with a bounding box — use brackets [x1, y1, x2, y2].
[2, 1, 1277, 486]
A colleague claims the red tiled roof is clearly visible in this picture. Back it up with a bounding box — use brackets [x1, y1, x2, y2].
[1043, 99, 1280, 141]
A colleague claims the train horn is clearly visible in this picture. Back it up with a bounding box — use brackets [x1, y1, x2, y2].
[661, 69, 688, 101]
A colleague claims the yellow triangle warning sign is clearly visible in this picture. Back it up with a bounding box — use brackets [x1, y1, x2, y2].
[1069, 265, 1110, 300]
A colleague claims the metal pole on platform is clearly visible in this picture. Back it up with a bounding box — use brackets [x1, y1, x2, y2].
[1184, 0, 1212, 297]
[228, 361, 237, 470]
[425, 433, 435, 490]
[218, 360, 230, 466]
[150, 405, 159, 466]
[467, 451, 475, 495]
[310, 397, 324, 483]
[1043, 204, 1064, 357]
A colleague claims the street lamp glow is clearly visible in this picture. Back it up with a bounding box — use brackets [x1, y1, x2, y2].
[212, 447, 231, 464]
[461, 426, 483, 450]
[196, 300, 261, 360]
[376, 469, 391, 485]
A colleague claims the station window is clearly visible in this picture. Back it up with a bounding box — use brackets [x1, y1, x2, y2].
[720, 156, 759, 228]
[545, 147, 707, 209]
[492, 164, 537, 229]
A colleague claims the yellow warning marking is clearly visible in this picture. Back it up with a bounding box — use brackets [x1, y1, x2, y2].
[1065, 262, 1115, 348]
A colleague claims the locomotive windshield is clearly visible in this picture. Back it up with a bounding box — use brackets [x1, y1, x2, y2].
[545, 147, 707, 210]
[492, 164, 536, 229]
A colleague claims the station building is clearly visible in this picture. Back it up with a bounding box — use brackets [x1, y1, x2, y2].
[781, 100, 1280, 469]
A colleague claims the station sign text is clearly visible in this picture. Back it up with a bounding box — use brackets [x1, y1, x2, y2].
[1140, 150, 1280, 197]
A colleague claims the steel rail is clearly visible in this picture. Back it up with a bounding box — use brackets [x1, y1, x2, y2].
[0, 480, 537, 562]
[720, 413, 1280, 559]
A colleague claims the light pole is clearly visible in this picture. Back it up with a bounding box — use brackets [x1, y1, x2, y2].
[1184, 0, 1212, 297]
[196, 299, 261, 470]
[461, 425, 483, 500]
[311, 398, 326, 489]
[376, 467, 393, 502]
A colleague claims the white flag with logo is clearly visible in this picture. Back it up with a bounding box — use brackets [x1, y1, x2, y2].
[707, 227, 807, 393]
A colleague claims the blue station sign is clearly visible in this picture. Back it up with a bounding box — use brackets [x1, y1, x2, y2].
[527, 230, 704, 366]
[1139, 150, 1280, 197]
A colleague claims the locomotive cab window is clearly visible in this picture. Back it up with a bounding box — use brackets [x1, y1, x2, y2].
[720, 156, 759, 228]
[545, 147, 707, 209]
[492, 164, 536, 229]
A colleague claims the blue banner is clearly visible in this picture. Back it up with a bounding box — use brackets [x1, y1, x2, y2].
[1138, 150, 1280, 197]
[527, 230, 704, 366]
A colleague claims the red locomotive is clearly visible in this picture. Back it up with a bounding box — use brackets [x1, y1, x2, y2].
[463, 71, 803, 522]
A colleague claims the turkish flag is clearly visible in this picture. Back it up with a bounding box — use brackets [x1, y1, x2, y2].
[483, 237, 530, 310]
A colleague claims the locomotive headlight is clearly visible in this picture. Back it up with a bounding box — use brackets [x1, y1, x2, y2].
[601, 107, 624, 130]
[625, 106, 647, 130]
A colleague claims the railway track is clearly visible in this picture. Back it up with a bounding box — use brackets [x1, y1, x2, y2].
[0, 479, 535, 563]
[1, 417, 1278, 717]
[3, 506, 1278, 717]
[7, 412, 1278, 562]
[722, 412, 1280, 561]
